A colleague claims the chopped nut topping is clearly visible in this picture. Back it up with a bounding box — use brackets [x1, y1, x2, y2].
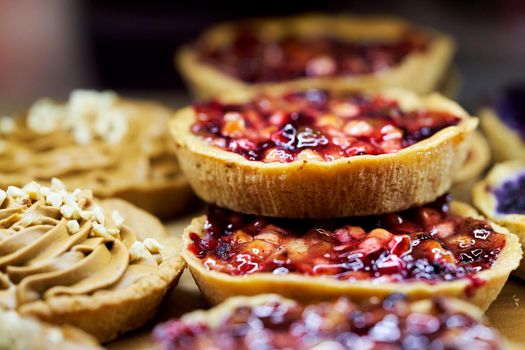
[92, 206, 105, 224]
[129, 241, 151, 262]
[143, 238, 164, 254]
[111, 210, 124, 228]
[91, 223, 111, 239]
[67, 220, 80, 234]
[45, 193, 63, 208]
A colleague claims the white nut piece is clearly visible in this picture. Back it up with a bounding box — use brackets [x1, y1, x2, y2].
[66, 220, 80, 234]
[46, 193, 63, 208]
[6, 186, 25, 198]
[79, 210, 94, 221]
[60, 204, 80, 220]
[91, 206, 105, 224]
[107, 228, 120, 237]
[22, 182, 40, 200]
[143, 238, 164, 254]
[50, 177, 66, 191]
[39, 186, 51, 197]
[129, 241, 151, 262]
[91, 223, 110, 238]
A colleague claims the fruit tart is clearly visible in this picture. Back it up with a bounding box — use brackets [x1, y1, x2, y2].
[480, 83, 525, 162]
[176, 14, 454, 98]
[0, 90, 194, 219]
[0, 179, 185, 342]
[182, 195, 521, 311]
[153, 294, 510, 350]
[171, 87, 477, 218]
[473, 161, 525, 279]
[451, 131, 491, 202]
[0, 310, 102, 350]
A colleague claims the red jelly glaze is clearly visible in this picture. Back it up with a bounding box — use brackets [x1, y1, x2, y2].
[153, 295, 504, 350]
[189, 195, 505, 284]
[192, 89, 460, 163]
[197, 29, 430, 82]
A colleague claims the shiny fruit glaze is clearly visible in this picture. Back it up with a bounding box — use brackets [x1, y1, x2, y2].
[192, 89, 460, 163]
[197, 29, 430, 82]
[153, 295, 504, 350]
[189, 195, 505, 283]
[494, 171, 525, 215]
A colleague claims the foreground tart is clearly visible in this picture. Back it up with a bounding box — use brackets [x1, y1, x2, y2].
[0, 179, 185, 342]
[451, 131, 491, 202]
[176, 14, 454, 98]
[480, 83, 525, 162]
[473, 161, 525, 279]
[182, 196, 521, 310]
[0, 310, 102, 350]
[171, 87, 477, 218]
[153, 294, 508, 350]
[0, 90, 194, 219]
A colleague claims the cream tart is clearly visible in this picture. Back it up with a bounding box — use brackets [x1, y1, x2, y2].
[0, 90, 194, 219]
[171, 87, 477, 218]
[177, 14, 454, 98]
[153, 294, 509, 350]
[451, 131, 491, 203]
[0, 310, 102, 350]
[0, 179, 185, 342]
[182, 195, 521, 311]
[473, 161, 525, 279]
[480, 83, 525, 163]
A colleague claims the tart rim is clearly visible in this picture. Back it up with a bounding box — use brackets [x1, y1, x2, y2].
[480, 107, 525, 162]
[171, 87, 477, 218]
[181, 201, 522, 311]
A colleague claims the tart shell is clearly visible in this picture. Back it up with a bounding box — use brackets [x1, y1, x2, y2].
[473, 161, 525, 279]
[451, 131, 491, 202]
[176, 14, 455, 98]
[17, 198, 186, 343]
[480, 107, 525, 163]
[181, 201, 522, 311]
[171, 87, 478, 218]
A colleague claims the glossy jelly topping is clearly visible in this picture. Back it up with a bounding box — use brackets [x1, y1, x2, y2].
[494, 171, 525, 215]
[192, 89, 460, 163]
[493, 83, 525, 139]
[197, 29, 430, 82]
[189, 195, 505, 283]
[153, 294, 504, 350]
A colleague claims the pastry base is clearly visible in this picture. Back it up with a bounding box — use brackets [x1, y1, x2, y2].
[481, 108, 525, 163]
[17, 199, 186, 343]
[181, 201, 521, 312]
[176, 14, 455, 98]
[171, 88, 478, 218]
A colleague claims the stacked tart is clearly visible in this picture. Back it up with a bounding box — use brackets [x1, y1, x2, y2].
[153, 294, 509, 350]
[0, 179, 185, 342]
[0, 90, 193, 219]
[473, 161, 525, 279]
[171, 86, 521, 313]
[177, 14, 455, 98]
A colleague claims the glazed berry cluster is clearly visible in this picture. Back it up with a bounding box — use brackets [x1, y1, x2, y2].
[189, 195, 505, 284]
[154, 295, 503, 350]
[192, 89, 460, 162]
[198, 30, 429, 82]
[494, 171, 525, 215]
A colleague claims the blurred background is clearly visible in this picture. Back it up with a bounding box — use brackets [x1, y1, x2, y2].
[1, 0, 524, 112]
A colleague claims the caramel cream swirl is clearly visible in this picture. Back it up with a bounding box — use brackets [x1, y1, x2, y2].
[0, 180, 165, 309]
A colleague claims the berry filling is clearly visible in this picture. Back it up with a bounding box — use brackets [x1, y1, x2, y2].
[189, 195, 505, 283]
[197, 29, 430, 82]
[153, 295, 504, 350]
[493, 171, 525, 215]
[192, 89, 460, 163]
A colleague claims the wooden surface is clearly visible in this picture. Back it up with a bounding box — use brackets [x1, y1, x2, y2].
[108, 210, 525, 349]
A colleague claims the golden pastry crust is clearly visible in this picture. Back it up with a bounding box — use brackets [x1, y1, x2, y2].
[451, 131, 491, 202]
[171, 87, 478, 218]
[473, 161, 525, 279]
[181, 201, 521, 311]
[15, 198, 186, 343]
[0, 310, 103, 350]
[0, 95, 194, 220]
[176, 14, 455, 98]
[480, 107, 525, 163]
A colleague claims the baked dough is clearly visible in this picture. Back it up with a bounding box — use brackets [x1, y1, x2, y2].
[171, 87, 477, 218]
